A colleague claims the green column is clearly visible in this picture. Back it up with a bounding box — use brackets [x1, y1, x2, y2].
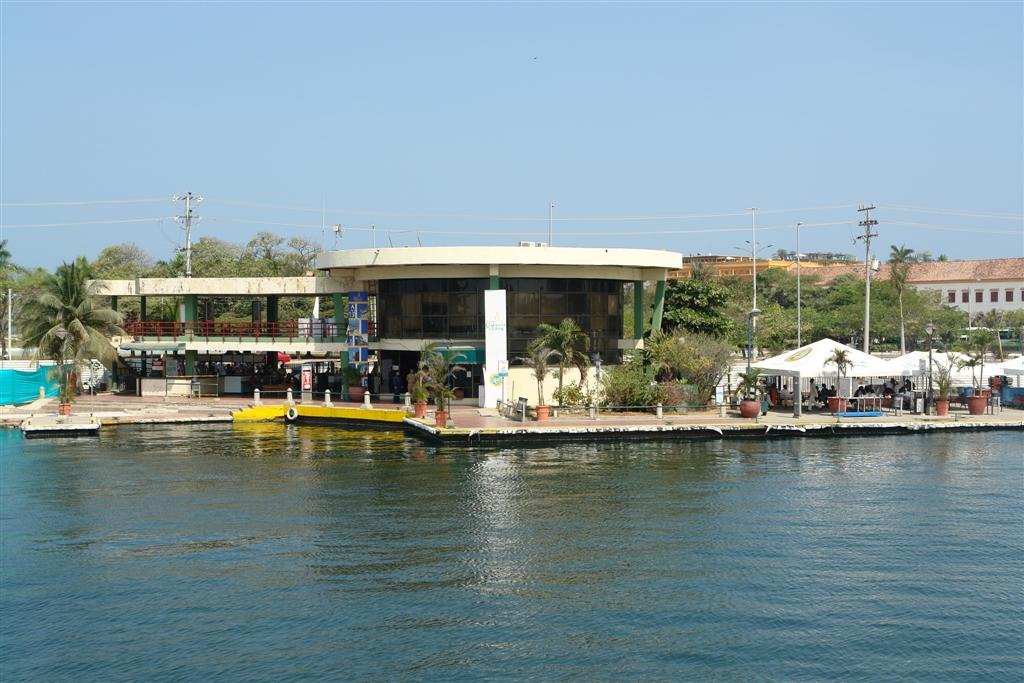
[651, 279, 666, 333]
[633, 280, 644, 339]
[110, 295, 118, 313]
[489, 274, 500, 289]
[266, 295, 279, 323]
[140, 296, 147, 322]
[185, 349, 197, 375]
[333, 293, 345, 340]
[183, 294, 198, 322]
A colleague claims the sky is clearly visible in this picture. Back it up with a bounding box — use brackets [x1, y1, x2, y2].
[2, 1, 1022, 271]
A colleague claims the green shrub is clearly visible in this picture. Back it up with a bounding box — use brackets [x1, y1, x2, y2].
[600, 361, 660, 409]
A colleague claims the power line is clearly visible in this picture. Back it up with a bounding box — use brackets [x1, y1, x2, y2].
[878, 204, 1023, 221]
[0, 217, 173, 229]
[0, 197, 170, 208]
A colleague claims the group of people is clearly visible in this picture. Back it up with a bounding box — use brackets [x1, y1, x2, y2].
[766, 377, 918, 411]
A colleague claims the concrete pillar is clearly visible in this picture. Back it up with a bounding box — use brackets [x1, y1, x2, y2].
[656, 403, 663, 419]
[183, 294, 198, 323]
[266, 295, 279, 323]
[651, 279, 666, 333]
[324, 389, 332, 407]
[332, 293, 344, 338]
[286, 387, 294, 405]
[254, 388, 262, 405]
[363, 391, 372, 409]
[633, 280, 644, 339]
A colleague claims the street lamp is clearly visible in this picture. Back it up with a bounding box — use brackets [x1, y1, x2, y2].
[925, 322, 935, 415]
[746, 308, 762, 373]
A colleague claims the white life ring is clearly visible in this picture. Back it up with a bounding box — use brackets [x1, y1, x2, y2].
[285, 406, 299, 421]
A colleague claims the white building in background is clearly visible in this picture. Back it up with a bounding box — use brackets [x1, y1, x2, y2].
[811, 257, 1024, 323]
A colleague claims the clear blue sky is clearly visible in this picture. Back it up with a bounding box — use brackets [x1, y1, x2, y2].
[2, 1, 1022, 271]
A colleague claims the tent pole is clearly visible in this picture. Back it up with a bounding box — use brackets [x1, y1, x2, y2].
[793, 373, 802, 418]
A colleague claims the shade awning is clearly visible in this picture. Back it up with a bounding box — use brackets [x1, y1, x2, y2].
[753, 338, 892, 378]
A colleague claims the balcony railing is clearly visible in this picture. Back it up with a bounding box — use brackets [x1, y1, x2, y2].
[123, 320, 367, 341]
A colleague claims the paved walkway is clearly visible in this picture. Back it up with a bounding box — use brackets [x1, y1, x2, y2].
[3, 392, 1021, 432]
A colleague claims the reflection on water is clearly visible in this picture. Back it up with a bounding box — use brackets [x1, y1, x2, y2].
[1, 426, 1021, 680]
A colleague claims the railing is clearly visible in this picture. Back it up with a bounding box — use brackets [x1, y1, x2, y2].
[123, 320, 369, 341]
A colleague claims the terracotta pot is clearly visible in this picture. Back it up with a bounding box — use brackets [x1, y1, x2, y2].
[828, 396, 848, 414]
[58, 402, 72, 416]
[935, 399, 949, 416]
[434, 409, 448, 428]
[535, 405, 551, 422]
[739, 399, 760, 418]
[453, 388, 465, 400]
[348, 386, 366, 402]
[967, 395, 987, 415]
[413, 401, 427, 418]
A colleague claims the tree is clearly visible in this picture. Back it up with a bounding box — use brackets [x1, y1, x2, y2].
[17, 258, 124, 406]
[534, 318, 590, 398]
[826, 347, 851, 381]
[663, 276, 733, 337]
[90, 243, 155, 280]
[889, 244, 915, 354]
[647, 330, 733, 405]
[974, 310, 1005, 360]
[520, 342, 558, 407]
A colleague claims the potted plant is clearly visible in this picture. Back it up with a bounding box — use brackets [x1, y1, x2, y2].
[419, 342, 467, 428]
[735, 368, 764, 418]
[933, 359, 954, 416]
[958, 330, 994, 415]
[410, 380, 429, 418]
[825, 347, 852, 414]
[521, 342, 558, 422]
[344, 364, 365, 402]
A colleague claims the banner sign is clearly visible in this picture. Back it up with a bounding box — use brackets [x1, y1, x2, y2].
[346, 291, 370, 371]
[483, 290, 508, 409]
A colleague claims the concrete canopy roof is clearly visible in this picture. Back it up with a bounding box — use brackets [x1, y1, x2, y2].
[316, 246, 682, 282]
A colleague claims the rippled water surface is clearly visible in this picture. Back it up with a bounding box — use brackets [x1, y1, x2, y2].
[2, 425, 1022, 681]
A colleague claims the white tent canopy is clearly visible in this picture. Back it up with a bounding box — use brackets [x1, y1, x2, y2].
[1001, 356, 1024, 376]
[884, 350, 975, 384]
[753, 338, 893, 379]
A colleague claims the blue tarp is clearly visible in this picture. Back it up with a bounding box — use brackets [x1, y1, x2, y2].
[0, 367, 60, 405]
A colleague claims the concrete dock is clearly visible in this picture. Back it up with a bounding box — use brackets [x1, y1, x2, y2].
[3, 392, 1022, 444]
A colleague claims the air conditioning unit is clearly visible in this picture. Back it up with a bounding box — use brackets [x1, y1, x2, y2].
[518, 241, 537, 247]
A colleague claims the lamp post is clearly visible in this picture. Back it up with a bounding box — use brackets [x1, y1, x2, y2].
[746, 308, 762, 373]
[925, 322, 935, 415]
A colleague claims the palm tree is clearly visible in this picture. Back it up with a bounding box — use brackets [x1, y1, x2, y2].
[17, 258, 124, 408]
[534, 318, 590, 399]
[826, 347, 852, 381]
[888, 244, 915, 354]
[520, 342, 558, 407]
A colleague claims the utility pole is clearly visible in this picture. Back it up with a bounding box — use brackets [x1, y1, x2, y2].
[796, 222, 802, 348]
[548, 201, 555, 246]
[173, 192, 203, 277]
[749, 208, 758, 313]
[856, 204, 879, 353]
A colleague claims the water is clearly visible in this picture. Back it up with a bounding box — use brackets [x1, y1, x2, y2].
[1, 425, 1021, 681]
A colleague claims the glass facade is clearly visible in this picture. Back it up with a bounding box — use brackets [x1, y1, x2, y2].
[377, 277, 624, 363]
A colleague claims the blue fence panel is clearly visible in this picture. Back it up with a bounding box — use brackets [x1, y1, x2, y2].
[0, 367, 59, 405]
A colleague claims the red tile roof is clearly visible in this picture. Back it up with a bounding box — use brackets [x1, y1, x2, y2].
[809, 258, 1024, 286]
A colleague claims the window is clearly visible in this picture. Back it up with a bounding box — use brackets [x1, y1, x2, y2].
[961, 290, 969, 303]
[947, 291, 956, 303]
[975, 290, 983, 303]
[1008, 290, 1016, 302]
[990, 290, 999, 303]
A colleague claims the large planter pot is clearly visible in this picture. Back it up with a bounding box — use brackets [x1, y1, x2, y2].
[434, 409, 448, 428]
[413, 401, 427, 418]
[348, 386, 366, 402]
[828, 396, 848, 414]
[453, 388, 465, 400]
[58, 402, 72, 416]
[935, 399, 949, 416]
[535, 405, 551, 422]
[739, 399, 760, 418]
[967, 395, 987, 415]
